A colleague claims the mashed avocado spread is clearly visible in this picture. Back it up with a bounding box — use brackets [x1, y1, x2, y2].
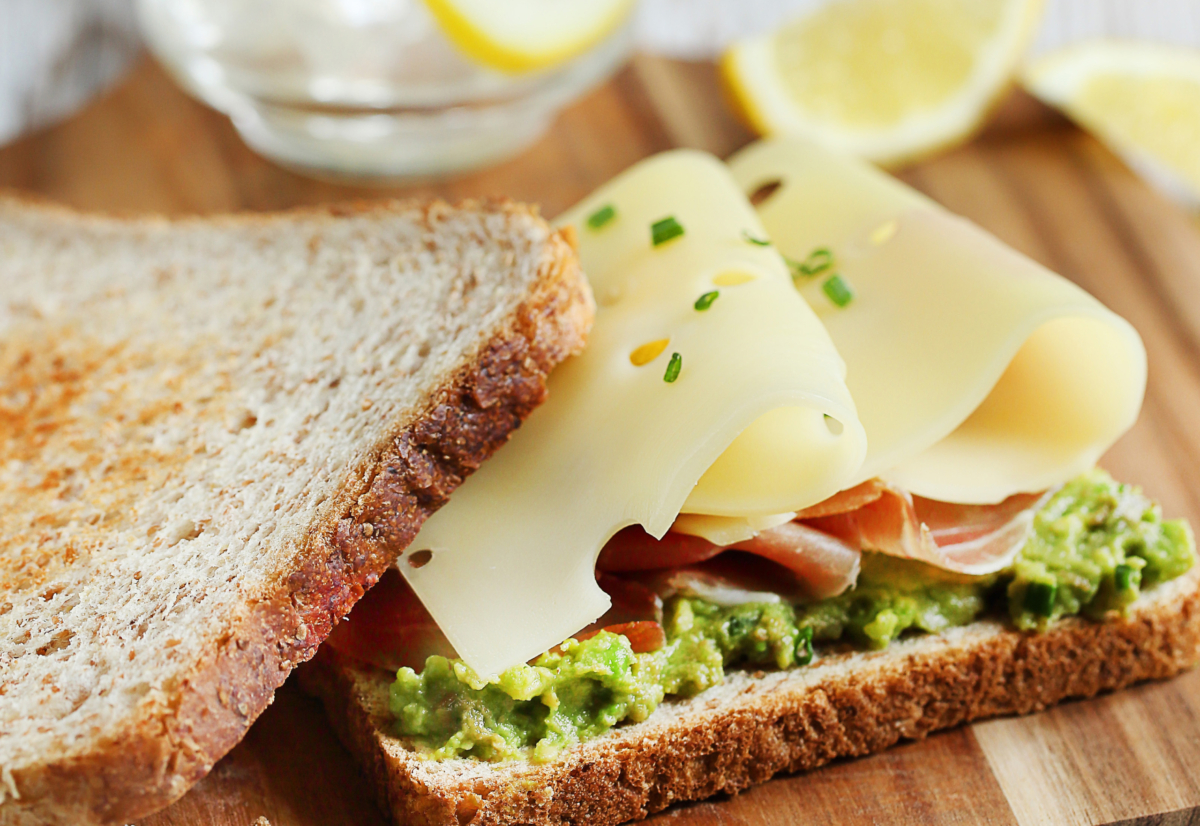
[389, 471, 1194, 761]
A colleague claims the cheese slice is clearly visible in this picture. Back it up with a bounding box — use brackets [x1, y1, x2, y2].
[671, 511, 797, 546]
[402, 150, 867, 677]
[728, 137, 1147, 504]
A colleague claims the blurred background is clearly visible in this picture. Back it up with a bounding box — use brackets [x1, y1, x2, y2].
[641, 0, 1200, 56]
[0, 0, 138, 145]
[2, 0, 1199, 203]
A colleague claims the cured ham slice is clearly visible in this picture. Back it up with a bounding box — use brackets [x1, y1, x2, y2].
[550, 621, 666, 655]
[594, 573, 664, 626]
[802, 482, 1048, 575]
[331, 569, 666, 670]
[795, 479, 888, 519]
[598, 478, 1046, 594]
[733, 521, 862, 598]
[598, 521, 860, 599]
[559, 577, 667, 654]
[598, 527, 724, 572]
[637, 562, 792, 606]
[326, 568, 456, 672]
[341, 480, 1047, 674]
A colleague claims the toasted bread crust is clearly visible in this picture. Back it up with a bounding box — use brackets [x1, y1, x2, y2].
[0, 202, 592, 826]
[300, 567, 1200, 826]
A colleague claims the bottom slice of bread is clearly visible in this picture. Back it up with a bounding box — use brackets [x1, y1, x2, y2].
[299, 567, 1200, 826]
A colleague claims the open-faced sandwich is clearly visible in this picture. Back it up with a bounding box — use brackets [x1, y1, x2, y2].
[302, 139, 1199, 826]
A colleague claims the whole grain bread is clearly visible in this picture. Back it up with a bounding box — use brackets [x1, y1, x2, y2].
[300, 566, 1200, 826]
[0, 196, 593, 826]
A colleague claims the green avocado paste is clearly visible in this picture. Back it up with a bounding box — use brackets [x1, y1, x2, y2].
[389, 470, 1194, 762]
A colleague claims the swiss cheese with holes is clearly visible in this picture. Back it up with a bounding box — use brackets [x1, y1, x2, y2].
[402, 150, 867, 677]
[729, 137, 1147, 504]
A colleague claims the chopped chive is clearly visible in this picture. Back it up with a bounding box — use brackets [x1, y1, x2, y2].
[694, 290, 719, 311]
[742, 230, 771, 246]
[663, 352, 682, 383]
[1114, 563, 1138, 592]
[586, 204, 616, 230]
[1024, 581, 1057, 618]
[799, 247, 834, 276]
[651, 216, 685, 247]
[796, 625, 815, 666]
[822, 274, 854, 308]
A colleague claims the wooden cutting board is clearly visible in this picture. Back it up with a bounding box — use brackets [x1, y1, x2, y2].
[4, 55, 1200, 826]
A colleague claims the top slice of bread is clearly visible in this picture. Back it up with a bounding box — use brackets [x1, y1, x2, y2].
[0, 196, 593, 826]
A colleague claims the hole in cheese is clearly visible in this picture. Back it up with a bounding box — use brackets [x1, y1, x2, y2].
[713, 272, 756, 287]
[630, 338, 670, 366]
[596, 285, 624, 307]
[407, 549, 433, 569]
[870, 220, 898, 246]
[824, 414, 844, 436]
[749, 179, 782, 206]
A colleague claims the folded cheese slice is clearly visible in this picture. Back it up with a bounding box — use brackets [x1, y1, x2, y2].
[728, 137, 1147, 504]
[402, 150, 866, 676]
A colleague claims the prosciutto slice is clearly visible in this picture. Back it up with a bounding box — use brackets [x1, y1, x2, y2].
[795, 479, 888, 519]
[598, 527, 724, 572]
[331, 569, 667, 670]
[802, 481, 1048, 575]
[325, 568, 456, 672]
[549, 621, 666, 655]
[599, 475, 1047, 594]
[598, 521, 860, 599]
[733, 522, 862, 598]
[555, 575, 667, 653]
[336, 481, 1045, 673]
[630, 554, 803, 606]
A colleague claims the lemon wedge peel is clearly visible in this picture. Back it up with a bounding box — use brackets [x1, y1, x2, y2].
[422, 0, 636, 74]
[721, 0, 1045, 168]
[1025, 40, 1200, 208]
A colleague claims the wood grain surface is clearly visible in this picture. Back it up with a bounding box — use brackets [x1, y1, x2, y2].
[3, 54, 1200, 826]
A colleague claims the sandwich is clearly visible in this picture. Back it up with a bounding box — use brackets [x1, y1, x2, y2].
[299, 139, 1199, 826]
[0, 196, 593, 826]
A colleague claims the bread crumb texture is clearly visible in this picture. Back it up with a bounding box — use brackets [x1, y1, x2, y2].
[301, 567, 1200, 826]
[0, 197, 592, 826]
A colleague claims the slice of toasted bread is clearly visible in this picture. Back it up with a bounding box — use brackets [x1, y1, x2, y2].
[300, 567, 1200, 826]
[0, 196, 593, 826]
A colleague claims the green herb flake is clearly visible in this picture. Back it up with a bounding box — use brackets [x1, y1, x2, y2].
[822, 274, 854, 308]
[1114, 563, 1138, 592]
[694, 290, 719, 311]
[798, 247, 834, 276]
[663, 352, 682, 383]
[586, 204, 616, 230]
[742, 230, 771, 246]
[1024, 581, 1057, 617]
[796, 625, 815, 666]
[651, 216, 685, 247]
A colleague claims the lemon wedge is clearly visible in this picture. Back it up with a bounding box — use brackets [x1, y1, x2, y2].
[722, 0, 1044, 166]
[1025, 41, 1200, 207]
[423, 0, 635, 73]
